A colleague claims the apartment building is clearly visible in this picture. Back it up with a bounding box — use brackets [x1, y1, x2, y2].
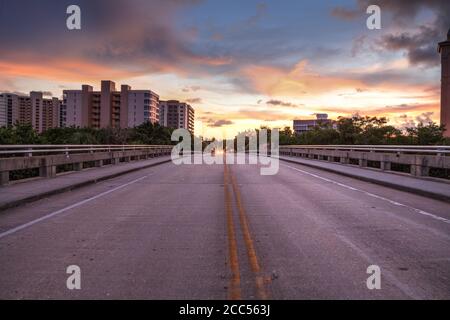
[0, 93, 19, 127]
[18, 95, 31, 126]
[62, 81, 159, 128]
[29, 92, 60, 132]
[123, 87, 160, 127]
[293, 113, 335, 135]
[159, 100, 195, 134]
[0, 94, 6, 127]
[62, 85, 93, 128]
[0, 92, 58, 132]
[42, 97, 60, 132]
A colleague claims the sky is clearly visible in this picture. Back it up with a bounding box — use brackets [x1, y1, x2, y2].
[0, 0, 449, 138]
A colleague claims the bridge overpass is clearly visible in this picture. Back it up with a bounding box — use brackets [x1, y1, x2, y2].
[0, 145, 449, 299]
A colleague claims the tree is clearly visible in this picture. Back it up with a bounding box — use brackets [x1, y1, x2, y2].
[406, 122, 445, 145]
[0, 124, 41, 144]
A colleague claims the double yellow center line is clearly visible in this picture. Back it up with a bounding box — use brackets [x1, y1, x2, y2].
[223, 158, 269, 300]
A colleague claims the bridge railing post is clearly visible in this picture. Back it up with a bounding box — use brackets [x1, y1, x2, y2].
[40, 164, 56, 178]
[0, 171, 9, 186]
[411, 156, 430, 177]
[381, 161, 391, 171]
[340, 155, 349, 164]
[358, 157, 367, 167]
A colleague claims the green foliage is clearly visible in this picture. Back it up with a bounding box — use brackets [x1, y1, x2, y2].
[0, 122, 175, 145]
[0, 124, 40, 144]
[1, 116, 447, 146]
[129, 122, 175, 145]
[405, 122, 446, 145]
[279, 115, 447, 145]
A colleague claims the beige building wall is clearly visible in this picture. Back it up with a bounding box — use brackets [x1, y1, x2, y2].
[439, 29, 450, 137]
[100, 80, 115, 128]
[63, 80, 160, 129]
[18, 96, 32, 126]
[120, 85, 130, 128]
[159, 100, 194, 134]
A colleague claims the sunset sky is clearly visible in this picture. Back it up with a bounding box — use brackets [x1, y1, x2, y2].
[0, 0, 449, 138]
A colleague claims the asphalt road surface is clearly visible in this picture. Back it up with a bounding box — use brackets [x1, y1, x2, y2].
[0, 157, 449, 299]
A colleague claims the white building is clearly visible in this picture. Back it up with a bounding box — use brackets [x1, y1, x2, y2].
[159, 100, 195, 134]
[293, 113, 335, 135]
[120, 86, 159, 128]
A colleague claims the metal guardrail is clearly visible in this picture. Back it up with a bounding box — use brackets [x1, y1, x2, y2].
[0, 144, 174, 185]
[280, 145, 450, 155]
[279, 145, 450, 179]
[0, 144, 173, 157]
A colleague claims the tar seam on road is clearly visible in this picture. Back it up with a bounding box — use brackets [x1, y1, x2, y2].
[282, 164, 450, 225]
[229, 168, 270, 300]
[223, 155, 269, 300]
[223, 162, 242, 300]
[0, 175, 150, 240]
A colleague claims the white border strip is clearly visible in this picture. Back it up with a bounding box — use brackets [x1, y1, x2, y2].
[0, 175, 149, 240]
[282, 164, 450, 225]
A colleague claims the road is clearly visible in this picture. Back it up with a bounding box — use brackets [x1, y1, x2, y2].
[0, 157, 449, 299]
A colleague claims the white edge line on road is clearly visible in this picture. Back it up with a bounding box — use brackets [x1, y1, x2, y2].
[282, 164, 450, 225]
[0, 175, 149, 240]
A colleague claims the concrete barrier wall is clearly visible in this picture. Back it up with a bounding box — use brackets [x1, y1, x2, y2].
[279, 147, 450, 178]
[0, 147, 172, 185]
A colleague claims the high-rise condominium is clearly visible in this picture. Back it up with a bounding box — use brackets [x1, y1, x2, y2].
[0, 92, 59, 132]
[62, 80, 159, 129]
[159, 100, 195, 134]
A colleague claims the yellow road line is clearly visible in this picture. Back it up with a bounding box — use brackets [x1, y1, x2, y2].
[224, 163, 241, 300]
[229, 168, 269, 300]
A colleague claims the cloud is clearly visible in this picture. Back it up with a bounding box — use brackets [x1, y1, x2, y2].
[394, 114, 417, 129]
[234, 109, 296, 121]
[351, 35, 366, 57]
[206, 119, 234, 127]
[0, 59, 140, 83]
[200, 108, 297, 123]
[330, 7, 361, 20]
[377, 25, 441, 66]
[415, 111, 434, 124]
[186, 97, 202, 103]
[266, 99, 300, 108]
[319, 103, 438, 116]
[182, 85, 202, 92]
[378, 103, 437, 114]
[0, 0, 233, 82]
[246, 2, 267, 26]
[236, 57, 437, 101]
[393, 112, 439, 129]
[239, 60, 363, 97]
[332, 0, 450, 66]
[332, 0, 450, 24]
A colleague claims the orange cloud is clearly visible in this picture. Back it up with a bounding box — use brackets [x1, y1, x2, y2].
[0, 59, 140, 82]
[318, 102, 439, 116]
[240, 60, 363, 97]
